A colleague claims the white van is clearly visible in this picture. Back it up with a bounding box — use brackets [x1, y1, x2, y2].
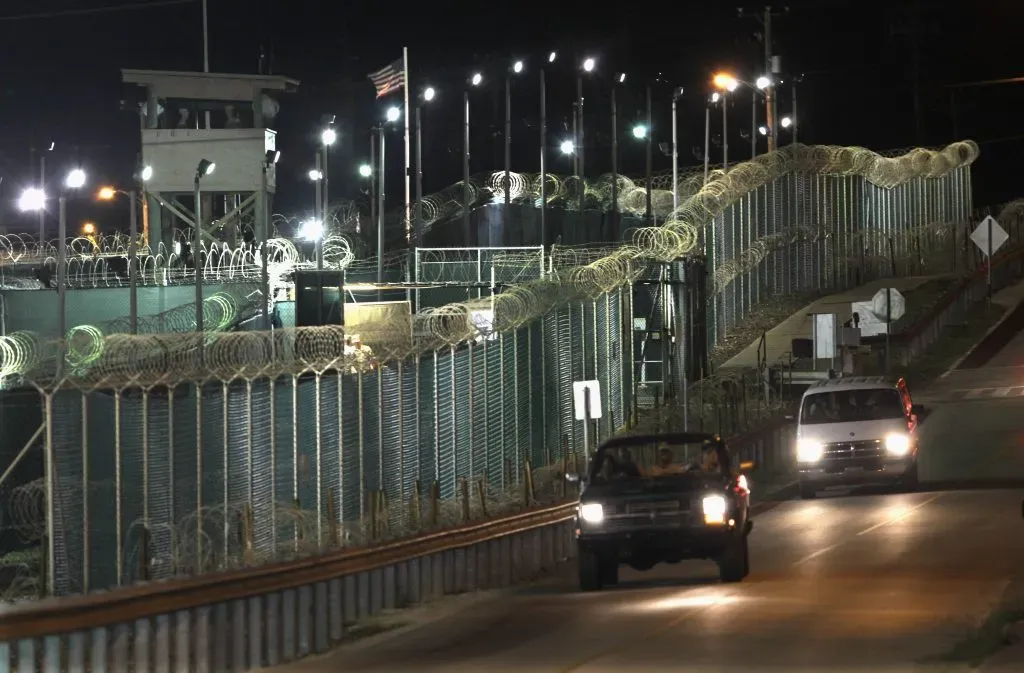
[794, 376, 922, 499]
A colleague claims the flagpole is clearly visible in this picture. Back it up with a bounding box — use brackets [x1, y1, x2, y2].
[402, 47, 412, 282]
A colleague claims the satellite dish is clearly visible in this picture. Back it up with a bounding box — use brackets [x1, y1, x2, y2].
[261, 95, 280, 120]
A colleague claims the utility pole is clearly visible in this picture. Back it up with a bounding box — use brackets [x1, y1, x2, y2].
[740, 5, 787, 152]
[763, 6, 776, 153]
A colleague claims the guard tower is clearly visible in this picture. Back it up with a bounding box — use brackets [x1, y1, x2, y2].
[121, 69, 300, 253]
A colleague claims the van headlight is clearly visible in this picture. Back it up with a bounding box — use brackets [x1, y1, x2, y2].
[884, 433, 911, 457]
[580, 502, 604, 524]
[797, 438, 824, 463]
[702, 495, 728, 524]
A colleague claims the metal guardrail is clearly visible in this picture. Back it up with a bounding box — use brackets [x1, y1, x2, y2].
[0, 418, 795, 673]
[2, 233, 1017, 672]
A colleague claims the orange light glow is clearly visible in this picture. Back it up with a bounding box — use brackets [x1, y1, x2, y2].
[712, 72, 739, 92]
[97, 186, 116, 200]
[82, 222, 96, 235]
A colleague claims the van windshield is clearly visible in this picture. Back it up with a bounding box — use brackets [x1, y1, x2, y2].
[800, 389, 904, 425]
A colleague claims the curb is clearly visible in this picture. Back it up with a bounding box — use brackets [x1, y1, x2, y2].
[939, 278, 1024, 379]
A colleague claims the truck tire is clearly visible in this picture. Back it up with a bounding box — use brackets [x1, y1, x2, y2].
[718, 535, 748, 583]
[579, 548, 603, 592]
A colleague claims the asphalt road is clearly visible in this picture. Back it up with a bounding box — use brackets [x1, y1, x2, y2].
[281, 323, 1024, 672]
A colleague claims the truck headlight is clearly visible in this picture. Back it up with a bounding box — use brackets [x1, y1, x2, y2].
[884, 433, 911, 457]
[797, 438, 824, 463]
[580, 502, 604, 524]
[702, 495, 727, 524]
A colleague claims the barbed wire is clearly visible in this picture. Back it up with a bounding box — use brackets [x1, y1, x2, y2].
[0, 142, 982, 387]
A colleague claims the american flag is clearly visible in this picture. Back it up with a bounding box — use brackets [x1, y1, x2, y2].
[368, 58, 405, 98]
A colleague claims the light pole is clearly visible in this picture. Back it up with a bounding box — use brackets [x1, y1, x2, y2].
[464, 72, 483, 245]
[58, 168, 86, 356]
[703, 94, 716, 185]
[626, 119, 651, 224]
[377, 106, 402, 286]
[97, 165, 153, 334]
[504, 60, 524, 213]
[671, 87, 683, 214]
[611, 73, 624, 239]
[576, 57, 595, 200]
[540, 51, 555, 248]
[260, 150, 279, 328]
[414, 86, 435, 281]
[712, 73, 738, 172]
[320, 117, 336, 235]
[193, 158, 215, 333]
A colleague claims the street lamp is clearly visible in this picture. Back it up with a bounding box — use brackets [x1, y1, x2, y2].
[18, 187, 45, 212]
[755, 75, 772, 90]
[140, 165, 153, 182]
[308, 169, 323, 181]
[712, 73, 736, 172]
[82, 222, 96, 235]
[575, 57, 596, 184]
[503, 57, 525, 218]
[560, 140, 575, 155]
[193, 158, 215, 333]
[57, 168, 86, 370]
[462, 72, 483, 243]
[386, 106, 401, 123]
[631, 124, 648, 139]
[321, 127, 337, 146]
[512, 60, 523, 74]
[414, 86, 435, 275]
[65, 169, 86, 190]
[298, 218, 324, 242]
[97, 186, 117, 201]
[548, 51, 556, 63]
[582, 57, 595, 72]
[358, 164, 372, 178]
[780, 116, 792, 128]
[713, 72, 739, 92]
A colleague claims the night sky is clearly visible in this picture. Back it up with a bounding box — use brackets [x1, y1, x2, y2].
[0, 0, 1022, 235]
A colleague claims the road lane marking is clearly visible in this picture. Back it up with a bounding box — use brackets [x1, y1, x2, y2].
[995, 387, 1012, 397]
[965, 388, 987, 398]
[855, 494, 942, 536]
[790, 494, 943, 567]
[792, 544, 842, 567]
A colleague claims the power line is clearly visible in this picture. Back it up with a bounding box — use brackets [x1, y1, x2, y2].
[0, 0, 195, 22]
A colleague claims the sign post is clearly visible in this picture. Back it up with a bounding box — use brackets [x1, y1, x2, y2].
[871, 288, 906, 374]
[573, 380, 603, 474]
[970, 215, 1009, 305]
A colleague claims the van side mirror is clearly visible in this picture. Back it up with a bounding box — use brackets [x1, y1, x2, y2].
[739, 460, 755, 472]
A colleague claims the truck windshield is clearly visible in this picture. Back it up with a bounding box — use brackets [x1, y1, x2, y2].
[800, 388, 904, 425]
[590, 441, 730, 482]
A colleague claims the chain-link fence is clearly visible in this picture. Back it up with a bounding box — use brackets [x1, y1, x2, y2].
[0, 141, 983, 600]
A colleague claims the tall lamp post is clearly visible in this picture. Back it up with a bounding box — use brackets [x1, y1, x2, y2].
[671, 86, 684, 214]
[611, 73, 626, 239]
[712, 73, 739, 172]
[97, 165, 154, 334]
[575, 57, 595, 210]
[632, 119, 652, 225]
[376, 106, 402, 286]
[413, 86, 436, 286]
[320, 118, 337, 238]
[193, 159, 216, 333]
[463, 72, 483, 245]
[260, 150, 280, 328]
[540, 51, 556, 248]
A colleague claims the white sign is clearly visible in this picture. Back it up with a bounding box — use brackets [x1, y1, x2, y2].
[970, 216, 1009, 258]
[813, 313, 836, 359]
[852, 301, 888, 336]
[573, 380, 603, 420]
[871, 288, 906, 323]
